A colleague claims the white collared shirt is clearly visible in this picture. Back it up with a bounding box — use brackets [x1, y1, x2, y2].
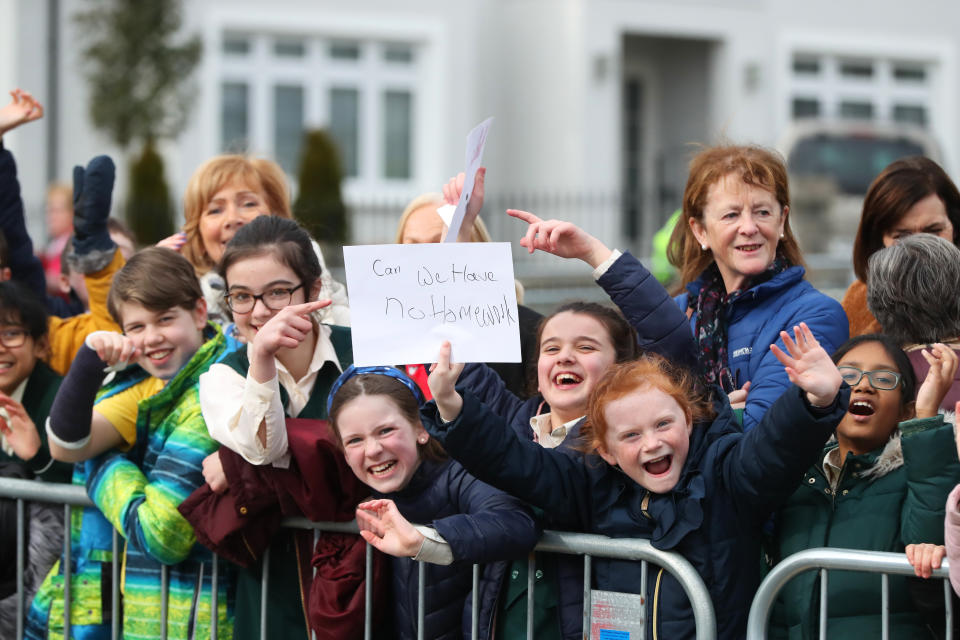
[529, 412, 582, 449]
[200, 324, 342, 468]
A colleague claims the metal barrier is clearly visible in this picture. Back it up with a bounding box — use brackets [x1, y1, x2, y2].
[746, 547, 954, 640]
[0, 477, 716, 640]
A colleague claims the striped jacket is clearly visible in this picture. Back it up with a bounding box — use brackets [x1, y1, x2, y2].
[27, 324, 234, 640]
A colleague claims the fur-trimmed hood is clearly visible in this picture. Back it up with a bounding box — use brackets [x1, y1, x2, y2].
[857, 410, 956, 481]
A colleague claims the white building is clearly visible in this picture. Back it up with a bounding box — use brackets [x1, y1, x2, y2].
[2, 0, 957, 291]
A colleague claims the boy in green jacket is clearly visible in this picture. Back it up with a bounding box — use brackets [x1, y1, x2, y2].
[29, 247, 232, 640]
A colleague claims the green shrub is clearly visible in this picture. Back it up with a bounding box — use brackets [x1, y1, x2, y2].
[126, 140, 174, 244]
[293, 129, 348, 246]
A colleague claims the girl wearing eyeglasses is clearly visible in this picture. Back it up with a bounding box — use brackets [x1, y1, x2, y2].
[195, 215, 356, 640]
[769, 334, 960, 639]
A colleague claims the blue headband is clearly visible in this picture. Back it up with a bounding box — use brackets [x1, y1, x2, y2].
[326, 365, 426, 415]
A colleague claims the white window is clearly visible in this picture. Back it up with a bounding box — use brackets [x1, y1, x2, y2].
[788, 53, 935, 128]
[218, 32, 421, 189]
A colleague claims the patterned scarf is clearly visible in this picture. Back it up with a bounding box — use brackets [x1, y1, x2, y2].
[690, 254, 789, 392]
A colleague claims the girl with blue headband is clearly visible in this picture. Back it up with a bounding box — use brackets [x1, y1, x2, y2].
[327, 364, 539, 640]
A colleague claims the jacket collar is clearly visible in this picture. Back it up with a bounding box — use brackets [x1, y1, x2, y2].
[685, 264, 806, 304]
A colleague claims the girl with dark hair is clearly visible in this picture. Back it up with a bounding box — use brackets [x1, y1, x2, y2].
[443, 209, 694, 639]
[327, 366, 538, 640]
[843, 156, 960, 337]
[195, 215, 358, 639]
[770, 334, 960, 638]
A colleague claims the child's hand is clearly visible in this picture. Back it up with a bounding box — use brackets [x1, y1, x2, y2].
[428, 341, 464, 421]
[251, 299, 330, 358]
[906, 543, 945, 579]
[156, 231, 187, 252]
[356, 499, 425, 558]
[441, 167, 485, 242]
[728, 381, 751, 411]
[0, 89, 44, 137]
[202, 451, 228, 493]
[86, 330, 140, 368]
[955, 400, 960, 462]
[770, 323, 842, 408]
[507, 209, 612, 268]
[0, 393, 41, 461]
[915, 344, 958, 419]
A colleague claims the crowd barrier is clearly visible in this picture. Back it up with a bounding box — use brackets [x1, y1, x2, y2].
[746, 547, 954, 640]
[0, 477, 716, 640]
[15, 478, 958, 639]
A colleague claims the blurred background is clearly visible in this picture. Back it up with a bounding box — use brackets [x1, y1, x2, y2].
[0, 0, 956, 312]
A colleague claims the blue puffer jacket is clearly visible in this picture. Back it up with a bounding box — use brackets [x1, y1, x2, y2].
[676, 265, 848, 431]
[423, 384, 849, 640]
[377, 457, 539, 640]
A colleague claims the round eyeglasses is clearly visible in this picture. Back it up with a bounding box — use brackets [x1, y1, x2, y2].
[225, 283, 305, 314]
[0, 328, 28, 349]
[837, 366, 902, 391]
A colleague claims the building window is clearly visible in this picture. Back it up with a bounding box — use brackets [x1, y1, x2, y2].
[788, 52, 935, 129]
[274, 39, 305, 58]
[792, 97, 820, 119]
[330, 88, 360, 177]
[219, 32, 420, 187]
[329, 41, 361, 60]
[383, 90, 412, 179]
[274, 85, 305, 173]
[893, 104, 927, 127]
[223, 34, 250, 56]
[792, 56, 820, 75]
[840, 101, 874, 120]
[839, 60, 874, 79]
[221, 81, 249, 152]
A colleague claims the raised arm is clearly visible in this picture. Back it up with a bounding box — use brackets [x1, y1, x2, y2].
[900, 345, 960, 546]
[46, 333, 138, 462]
[424, 342, 591, 528]
[0, 90, 46, 294]
[507, 210, 696, 369]
[724, 324, 849, 519]
[741, 293, 849, 431]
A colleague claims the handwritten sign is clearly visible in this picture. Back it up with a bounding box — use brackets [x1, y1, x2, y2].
[444, 116, 494, 242]
[343, 242, 521, 366]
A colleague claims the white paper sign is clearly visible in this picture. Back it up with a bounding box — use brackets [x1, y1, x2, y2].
[444, 116, 494, 242]
[343, 242, 521, 366]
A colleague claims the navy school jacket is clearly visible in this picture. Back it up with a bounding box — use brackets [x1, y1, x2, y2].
[422, 384, 849, 640]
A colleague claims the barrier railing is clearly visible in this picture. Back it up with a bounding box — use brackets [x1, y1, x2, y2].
[746, 547, 954, 640]
[0, 478, 716, 640]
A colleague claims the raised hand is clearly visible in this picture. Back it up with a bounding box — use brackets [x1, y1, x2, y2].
[356, 499, 425, 558]
[251, 299, 331, 359]
[0, 89, 44, 137]
[156, 231, 188, 252]
[441, 167, 486, 242]
[0, 393, 42, 461]
[428, 341, 464, 422]
[906, 543, 945, 579]
[770, 323, 842, 408]
[915, 344, 959, 419]
[506, 209, 612, 267]
[71, 155, 116, 259]
[86, 330, 140, 368]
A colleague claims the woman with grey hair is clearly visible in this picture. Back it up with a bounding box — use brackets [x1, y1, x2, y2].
[867, 233, 960, 412]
